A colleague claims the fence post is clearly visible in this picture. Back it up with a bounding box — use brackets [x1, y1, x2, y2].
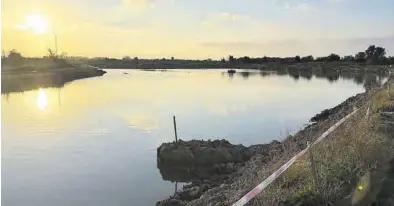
[307, 141, 318, 193]
[173, 115, 178, 143]
[365, 102, 371, 121]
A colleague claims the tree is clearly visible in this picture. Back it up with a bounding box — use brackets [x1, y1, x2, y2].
[365, 45, 376, 59]
[240, 56, 251, 63]
[1, 50, 6, 66]
[389, 56, 394, 63]
[7, 49, 24, 66]
[122, 56, 131, 60]
[374, 46, 386, 60]
[301, 55, 314, 61]
[327, 53, 341, 61]
[47, 48, 58, 59]
[355, 52, 366, 62]
[364, 45, 386, 63]
[220, 58, 226, 63]
[59, 52, 68, 59]
[295, 55, 301, 62]
[316, 57, 327, 61]
[229, 55, 235, 63]
[342, 55, 355, 61]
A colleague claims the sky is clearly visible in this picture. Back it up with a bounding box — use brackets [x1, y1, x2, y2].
[1, 0, 394, 59]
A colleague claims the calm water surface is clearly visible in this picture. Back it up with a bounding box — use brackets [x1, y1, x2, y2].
[2, 69, 366, 206]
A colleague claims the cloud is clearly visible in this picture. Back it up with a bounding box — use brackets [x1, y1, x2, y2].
[120, 0, 156, 12]
[91, 0, 158, 30]
[201, 12, 251, 26]
[217, 12, 250, 21]
[284, 2, 318, 12]
[295, 3, 317, 11]
[201, 35, 394, 57]
[327, 0, 344, 3]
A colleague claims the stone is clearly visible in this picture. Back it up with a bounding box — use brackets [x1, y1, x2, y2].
[156, 198, 182, 206]
[157, 139, 250, 167]
[189, 186, 200, 198]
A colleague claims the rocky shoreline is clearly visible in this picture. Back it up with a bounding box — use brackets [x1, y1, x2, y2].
[156, 83, 380, 206]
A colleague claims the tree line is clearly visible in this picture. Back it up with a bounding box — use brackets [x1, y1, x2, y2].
[1, 49, 69, 68]
[2, 45, 393, 68]
[225, 45, 393, 64]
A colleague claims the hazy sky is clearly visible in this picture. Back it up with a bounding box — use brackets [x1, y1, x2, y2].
[2, 0, 394, 59]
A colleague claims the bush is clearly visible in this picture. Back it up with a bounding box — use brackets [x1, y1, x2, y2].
[7, 49, 24, 66]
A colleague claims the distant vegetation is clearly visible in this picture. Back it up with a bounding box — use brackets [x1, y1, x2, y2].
[1, 49, 71, 72]
[225, 45, 392, 65]
[83, 44, 394, 69]
[2, 45, 393, 71]
[1, 49, 106, 94]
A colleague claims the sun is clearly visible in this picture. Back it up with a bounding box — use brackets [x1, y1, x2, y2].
[21, 14, 49, 34]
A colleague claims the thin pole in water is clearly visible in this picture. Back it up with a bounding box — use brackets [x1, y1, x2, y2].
[173, 115, 178, 143]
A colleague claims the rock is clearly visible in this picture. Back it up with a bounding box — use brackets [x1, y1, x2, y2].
[157, 139, 250, 167]
[207, 194, 226, 204]
[228, 69, 236, 74]
[157, 139, 251, 183]
[227, 162, 234, 171]
[156, 198, 182, 206]
[177, 186, 201, 201]
[189, 186, 200, 198]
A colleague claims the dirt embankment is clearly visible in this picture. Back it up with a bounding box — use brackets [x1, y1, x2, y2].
[1, 67, 106, 94]
[156, 81, 387, 206]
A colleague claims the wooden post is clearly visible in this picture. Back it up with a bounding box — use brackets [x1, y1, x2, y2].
[307, 141, 318, 193]
[365, 102, 371, 121]
[173, 115, 178, 143]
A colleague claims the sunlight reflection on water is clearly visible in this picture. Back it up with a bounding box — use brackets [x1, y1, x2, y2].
[36, 88, 48, 110]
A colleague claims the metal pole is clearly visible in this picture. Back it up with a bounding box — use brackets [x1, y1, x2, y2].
[173, 115, 178, 143]
[174, 181, 178, 194]
[307, 141, 318, 193]
[54, 32, 58, 56]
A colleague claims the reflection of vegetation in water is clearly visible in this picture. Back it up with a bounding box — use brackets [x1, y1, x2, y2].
[259, 71, 272, 78]
[354, 73, 365, 85]
[287, 68, 300, 81]
[276, 70, 288, 76]
[321, 68, 340, 83]
[224, 67, 388, 87]
[363, 75, 379, 90]
[299, 70, 313, 80]
[240, 71, 250, 79]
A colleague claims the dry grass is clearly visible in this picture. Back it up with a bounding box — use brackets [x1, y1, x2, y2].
[252, 82, 394, 205]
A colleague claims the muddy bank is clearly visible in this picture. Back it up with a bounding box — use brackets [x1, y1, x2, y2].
[156, 86, 377, 206]
[1, 67, 106, 94]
